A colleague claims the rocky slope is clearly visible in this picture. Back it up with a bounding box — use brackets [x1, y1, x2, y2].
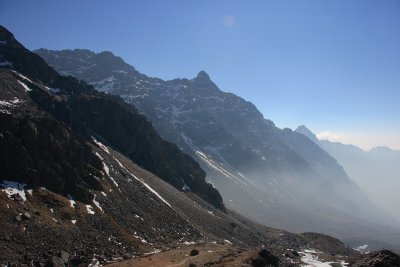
[37, 47, 400, 249]
[0, 26, 223, 212]
[0, 57, 360, 267]
[1, 25, 400, 266]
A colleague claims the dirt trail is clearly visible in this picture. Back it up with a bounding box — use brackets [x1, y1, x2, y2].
[106, 243, 254, 267]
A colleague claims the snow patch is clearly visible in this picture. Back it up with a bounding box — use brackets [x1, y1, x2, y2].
[71, 220, 77, 225]
[144, 249, 162, 256]
[68, 194, 76, 208]
[92, 194, 103, 212]
[1, 180, 27, 201]
[141, 181, 172, 208]
[17, 80, 32, 92]
[102, 162, 110, 176]
[95, 152, 119, 187]
[109, 176, 119, 187]
[0, 98, 23, 114]
[353, 244, 369, 253]
[94, 152, 103, 161]
[299, 249, 348, 267]
[90, 76, 115, 92]
[0, 98, 21, 106]
[91, 136, 110, 153]
[13, 71, 34, 83]
[196, 150, 247, 186]
[224, 239, 233, 245]
[86, 205, 95, 215]
[88, 258, 100, 267]
[117, 160, 172, 208]
[182, 180, 191, 191]
[113, 157, 124, 168]
[132, 232, 147, 244]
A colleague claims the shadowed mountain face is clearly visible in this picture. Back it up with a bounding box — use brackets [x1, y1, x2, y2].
[37, 48, 400, 249]
[1, 26, 378, 266]
[296, 125, 400, 224]
[0, 26, 224, 211]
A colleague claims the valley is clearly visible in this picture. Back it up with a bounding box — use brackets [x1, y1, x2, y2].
[1, 22, 400, 267]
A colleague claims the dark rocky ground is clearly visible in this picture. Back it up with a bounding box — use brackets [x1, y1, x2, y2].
[1, 25, 400, 266]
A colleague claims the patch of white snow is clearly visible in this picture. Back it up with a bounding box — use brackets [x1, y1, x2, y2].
[224, 239, 233, 245]
[17, 80, 32, 92]
[68, 194, 76, 208]
[86, 205, 95, 215]
[0, 180, 27, 201]
[91, 136, 110, 153]
[92, 194, 103, 212]
[141, 181, 172, 208]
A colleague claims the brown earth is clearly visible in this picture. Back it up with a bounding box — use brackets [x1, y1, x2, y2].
[107, 243, 258, 267]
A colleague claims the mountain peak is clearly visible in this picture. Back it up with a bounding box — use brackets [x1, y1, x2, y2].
[195, 70, 211, 81]
[295, 125, 320, 144]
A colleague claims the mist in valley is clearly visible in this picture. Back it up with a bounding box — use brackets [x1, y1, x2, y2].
[319, 140, 400, 223]
[1, 1, 400, 265]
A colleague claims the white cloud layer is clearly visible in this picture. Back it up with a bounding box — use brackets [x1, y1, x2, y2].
[317, 130, 400, 151]
[316, 131, 344, 142]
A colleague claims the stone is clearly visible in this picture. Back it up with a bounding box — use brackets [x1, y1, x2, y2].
[190, 249, 199, 256]
[252, 256, 266, 267]
[58, 251, 69, 263]
[258, 249, 279, 266]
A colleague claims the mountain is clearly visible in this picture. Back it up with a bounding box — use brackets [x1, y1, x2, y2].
[296, 125, 400, 223]
[0, 28, 224, 212]
[37, 48, 400, 250]
[2, 25, 386, 266]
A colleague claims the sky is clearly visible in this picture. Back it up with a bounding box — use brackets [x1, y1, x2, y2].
[1, 0, 399, 150]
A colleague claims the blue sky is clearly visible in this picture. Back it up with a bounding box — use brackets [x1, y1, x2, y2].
[1, 0, 399, 149]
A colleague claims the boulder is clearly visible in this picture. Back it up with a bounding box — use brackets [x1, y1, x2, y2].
[353, 249, 400, 267]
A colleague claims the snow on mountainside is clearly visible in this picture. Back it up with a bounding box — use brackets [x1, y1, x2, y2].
[36, 48, 400, 250]
[0, 27, 373, 266]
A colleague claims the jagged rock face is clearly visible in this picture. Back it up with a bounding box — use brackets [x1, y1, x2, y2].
[1, 26, 224, 211]
[352, 250, 400, 267]
[35, 47, 400, 249]
[0, 26, 227, 264]
[1, 66, 358, 267]
[0, 70, 103, 203]
[2, 25, 400, 267]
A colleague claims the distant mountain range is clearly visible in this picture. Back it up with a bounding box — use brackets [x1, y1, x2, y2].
[296, 125, 400, 223]
[36, 48, 400, 249]
[2, 25, 400, 265]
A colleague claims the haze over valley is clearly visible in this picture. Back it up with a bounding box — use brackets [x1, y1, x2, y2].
[1, 1, 399, 266]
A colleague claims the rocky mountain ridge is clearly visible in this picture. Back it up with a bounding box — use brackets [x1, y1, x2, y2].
[1, 25, 400, 266]
[37, 47, 400, 250]
[0, 27, 224, 211]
